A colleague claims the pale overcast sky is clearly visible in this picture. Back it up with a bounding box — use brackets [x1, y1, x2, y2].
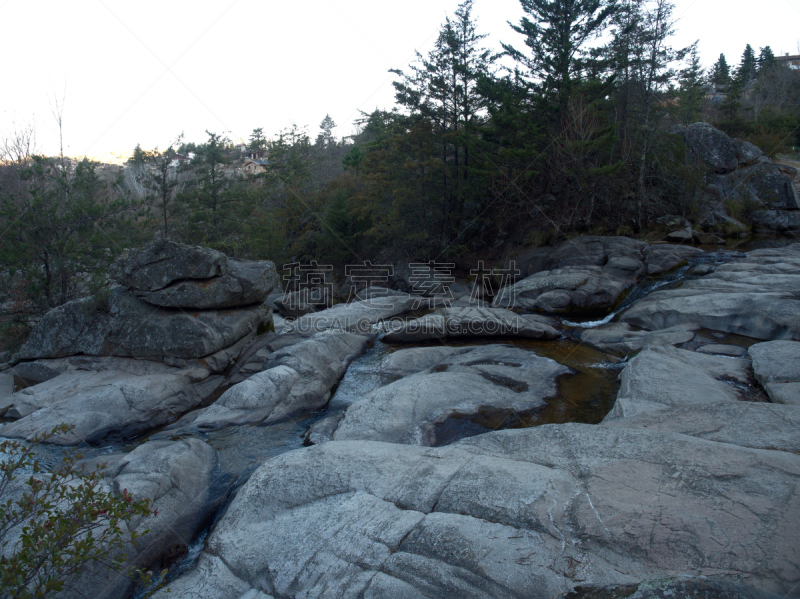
[1, 0, 798, 162]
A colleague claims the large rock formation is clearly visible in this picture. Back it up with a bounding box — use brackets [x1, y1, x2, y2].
[14, 286, 269, 361]
[603, 345, 750, 421]
[14, 241, 276, 363]
[671, 122, 800, 231]
[382, 306, 560, 342]
[148, 426, 800, 599]
[0, 356, 214, 445]
[166, 330, 372, 431]
[63, 438, 221, 599]
[112, 239, 280, 309]
[331, 345, 570, 446]
[621, 244, 800, 340]
[493, 236, 701, 316]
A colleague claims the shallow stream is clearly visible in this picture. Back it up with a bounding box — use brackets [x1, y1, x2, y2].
[7, 237, 793, 595]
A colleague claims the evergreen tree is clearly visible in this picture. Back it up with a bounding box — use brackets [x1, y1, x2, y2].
[503, 0, 618, 113]
[678, 42, 705, 125]
[316, 115, 336, 147]
[710, 53, 730, 85]
[758, 46, 776, 73]
[249, 128, 266, 150]
[735, 44, 757, 84]
[190, 131, 230, 242]
[391, 0, 496, 247]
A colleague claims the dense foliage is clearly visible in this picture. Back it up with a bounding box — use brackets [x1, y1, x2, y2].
[1, 0, 798, 349]
[0, 425, 153, 598]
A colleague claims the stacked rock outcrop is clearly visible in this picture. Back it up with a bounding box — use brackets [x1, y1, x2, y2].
[14, 240, 279, 362]
[672, 122, 800, 232]
[493, 236, 700, 316]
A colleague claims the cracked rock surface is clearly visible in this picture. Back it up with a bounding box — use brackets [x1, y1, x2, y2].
[621, 244, 800, 340]
[149, 425, 800, 599]
[332, 345, 571, 446]
[0, 356, 211, 445]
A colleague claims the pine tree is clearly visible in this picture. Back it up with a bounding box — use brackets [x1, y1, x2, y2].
[390, 0, 496, 246]
[249, 128, 266, 150]
[317, 115, 336, 147]
[678, 43, 705, 125]
[757, 46, 776, 73]
[735, 44, 757, 84]
[710, 53, 730, 86]
[503, 0, 618, 113]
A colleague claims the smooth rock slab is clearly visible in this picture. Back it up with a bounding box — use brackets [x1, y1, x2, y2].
[696, 343, 748, 357]
[382, 306, 560, 343]
[621, 244, 800, 340]
[157, 425, 800, 598]
[135, 258, 280, 310]
[495, 236, 700, 316]
[168, 331, 372, 430]
[112, 239, 227, 292]
[0, 356, 209, 445]
[287, 294, 417, 335]
[749, 340, 800, 405]
[603, 345, 749, 421]
[333, 345, 570, 446]
[579, 322, 697, 354]
[60, 438, 220, 599]
[14, 286, 270, 361]
[602, 401, 800, 453]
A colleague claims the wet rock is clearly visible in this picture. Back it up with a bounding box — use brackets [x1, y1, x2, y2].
[749, 340, 800, 405]
[111, 239, 227, 292]
[751, 209, 800, 232]
[672, 122, 739, 173]
[167, 331, 371, 430]
[579, 323, 696, 354]
[696, 343, 747, 357]
[621, 244, 800, 340]
[603, 401, 800, 453]
[135, 259, 280, 310]
[274, 288, 331, 317]
[568, 577, 784, 599]
[149, 554, 274, 599]
[287, 294, 416, 335]
[382, 306, 560, 343]
[734, 138, 768, 166]
[666, 223, 697, 243]
[158, 425, 800, 598]
[333, 345, 570, 446]
[0, 356, 209, 445]
[603, 345, 749, 421]
[15, 286, 270, 361]
[63, 438, 220, 599]
[496, 237, 700, 316]
[304, 412, 346, 446]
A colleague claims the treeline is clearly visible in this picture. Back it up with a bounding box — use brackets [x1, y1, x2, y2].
[707, 44, 800, 150]
[2, 0, 799, 351]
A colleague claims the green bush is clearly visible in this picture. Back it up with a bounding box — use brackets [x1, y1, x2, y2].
[0, 425, 154, 598]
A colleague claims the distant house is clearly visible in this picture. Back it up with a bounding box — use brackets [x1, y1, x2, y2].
[168, 153, 191, 170]
[776, 54, 800, 71]
[705, 83, 727, 105]
[234, 142, 248, 153]
[243, 148, 265, 161]
[242, 159, 269, 175]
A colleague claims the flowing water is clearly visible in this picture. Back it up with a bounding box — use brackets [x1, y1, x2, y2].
[10, 239, 793, 594]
